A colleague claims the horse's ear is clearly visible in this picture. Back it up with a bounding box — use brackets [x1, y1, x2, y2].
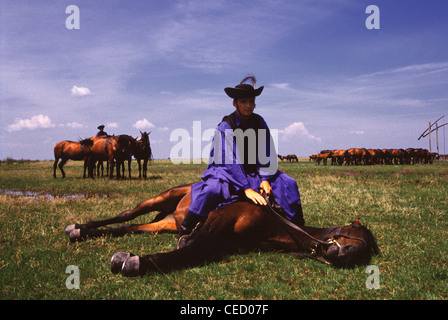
[353, 218, 361, 226]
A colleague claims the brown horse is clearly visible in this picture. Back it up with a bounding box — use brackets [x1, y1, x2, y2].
[88, 136, 112, 178]
[390, 148, 407, 165]
[115, 135, 138, 179]
[66, 183, 380, 276]
[133, 131, 153, 179]
[331, 149, 347, 166]
[283, 154, 298, 162]
[345, 148, 370, 165]
[88, 135, 137, 179]
[53, 138, 94, 178]
[314, 152, 332, 165]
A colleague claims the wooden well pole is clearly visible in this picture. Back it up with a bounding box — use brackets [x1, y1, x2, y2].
[428, 122, 432, 153]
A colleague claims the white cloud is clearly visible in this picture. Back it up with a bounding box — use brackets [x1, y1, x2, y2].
[271, 83, 290, 90]
[133, 119, 155, 130]
[107, 122, 119, 128]
[350, 130, 365, 135]
[71, 85, 92, 97]
[362, 62, 448, 78]
[66, 121, 85, 129]
[6, 114, 56, 132]
[279, 122, 322, 143]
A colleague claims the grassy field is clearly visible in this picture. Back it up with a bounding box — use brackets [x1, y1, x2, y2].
[0, 159, 447, 300]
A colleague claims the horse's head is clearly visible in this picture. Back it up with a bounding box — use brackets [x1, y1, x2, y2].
[115, 135, 135, 155]
[131, 136, 139, 151]
[139, 131, 151, 146]
[79, 138, 94, 154]
[318, 218, 380, 268]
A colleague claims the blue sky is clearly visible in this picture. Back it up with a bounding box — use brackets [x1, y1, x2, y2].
[1, 0, 447, 160]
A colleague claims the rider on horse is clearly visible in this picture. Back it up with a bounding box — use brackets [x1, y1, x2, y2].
[177, 76, 305, 248]
[96, 125, 108, 137]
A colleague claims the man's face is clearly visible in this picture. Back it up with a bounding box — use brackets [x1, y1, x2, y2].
[234, 98, 256, 119]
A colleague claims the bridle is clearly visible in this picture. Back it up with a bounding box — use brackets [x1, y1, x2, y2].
[262, 192, 367, 263]
[324, 226, 367, 248]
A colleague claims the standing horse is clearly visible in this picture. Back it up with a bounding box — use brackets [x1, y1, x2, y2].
[88, 136, 112, 178]
[345, 148, 370, 165]
[66, 183, 380, 276]
[283, 154, 298, 162]
[115, 135, 138, 179]
[133, 131, 152, 179]
[89, 135, 136, 179]
[53, 138, 94, 178]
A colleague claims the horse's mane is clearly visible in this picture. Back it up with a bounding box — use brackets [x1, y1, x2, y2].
[356, 224, 380, 265]
[78, 138, 94, 146]
[364, 225, 380, 256]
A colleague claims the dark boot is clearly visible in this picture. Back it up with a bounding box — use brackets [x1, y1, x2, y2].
[176, 212, 206, 249]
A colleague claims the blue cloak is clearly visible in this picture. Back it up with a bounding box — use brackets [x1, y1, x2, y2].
[189, 112, 301, 221]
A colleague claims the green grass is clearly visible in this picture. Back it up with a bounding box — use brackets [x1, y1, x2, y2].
[0, 159, 447, 299]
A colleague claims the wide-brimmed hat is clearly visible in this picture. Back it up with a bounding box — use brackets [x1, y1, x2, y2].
[224, 76, 264, 99]
[97, 125, 105, 129]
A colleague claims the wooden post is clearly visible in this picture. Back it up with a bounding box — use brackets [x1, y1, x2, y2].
[428, 122, 431, 153]
[436, 122, 439, 155]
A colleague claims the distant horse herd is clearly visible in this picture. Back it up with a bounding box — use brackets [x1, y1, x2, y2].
[309, 148, 438, 166]
[53, 131, 152, 179]
[54, 137, 438, 179]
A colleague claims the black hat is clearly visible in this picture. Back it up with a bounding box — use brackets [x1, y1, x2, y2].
[224, 76, 264, 99]
[97, 125, 105, 129]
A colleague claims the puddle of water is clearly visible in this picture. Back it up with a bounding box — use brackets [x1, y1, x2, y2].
[0, 189, 110, 200]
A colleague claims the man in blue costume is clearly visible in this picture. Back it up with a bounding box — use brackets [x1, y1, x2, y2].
[177, 76, 304, 249]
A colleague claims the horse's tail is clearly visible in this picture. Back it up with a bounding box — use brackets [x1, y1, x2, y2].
[53, 141, 67, 178]
[54, 141, 67, 160]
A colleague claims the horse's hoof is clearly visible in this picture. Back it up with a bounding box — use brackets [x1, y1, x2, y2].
[110, 252, 130, 274]
[65, 224, 76, 235]
[121, 255, 140, 277]
[69, 229, 82, 243]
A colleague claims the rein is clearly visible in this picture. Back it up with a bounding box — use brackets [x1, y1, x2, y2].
[104, 136, 120, 153]
[262, 192, 329, 247]
[261, 192, 366, 262]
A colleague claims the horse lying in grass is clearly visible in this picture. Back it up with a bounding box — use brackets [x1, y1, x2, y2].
[65, 183, 380, 276]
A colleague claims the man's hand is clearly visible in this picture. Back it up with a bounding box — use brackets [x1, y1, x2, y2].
[260, 181, 271, 197]
[244, 188, 267, 206]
